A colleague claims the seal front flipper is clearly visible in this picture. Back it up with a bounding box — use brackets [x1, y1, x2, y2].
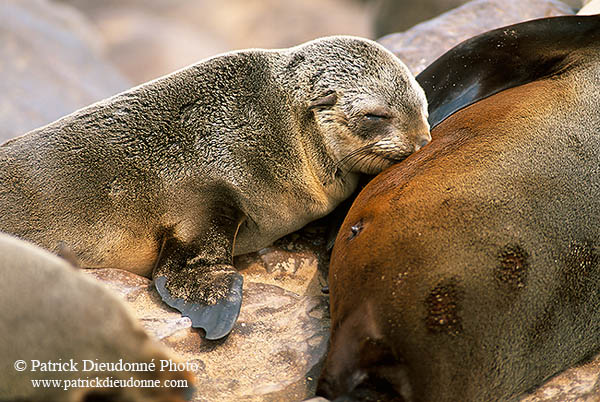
[153, 208, 245, 340]
[417, 15, 600, 128]
[154, 268, 243, 340]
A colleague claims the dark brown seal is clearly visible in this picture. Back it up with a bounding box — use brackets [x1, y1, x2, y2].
[0, 35, 429, 340]
[317, 15, 600, 402]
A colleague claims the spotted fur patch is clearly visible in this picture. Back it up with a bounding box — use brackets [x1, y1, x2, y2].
[425, 280, 463, 335]
[495, 245, 529, 289]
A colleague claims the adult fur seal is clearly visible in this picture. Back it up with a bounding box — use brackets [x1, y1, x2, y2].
[317, 15, 600, 401]
[0, 36, 430, 340]
[0, 232, 194, 402]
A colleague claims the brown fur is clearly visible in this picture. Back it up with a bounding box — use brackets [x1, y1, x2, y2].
[318, 34, 600, 402]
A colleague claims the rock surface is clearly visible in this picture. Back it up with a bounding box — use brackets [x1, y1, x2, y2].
[60, 0, 374, 84]
[0, 0, 130, 142]
[370, 0, 583, 38]
[521, 354, 600, 402]
[85, 225, 331, 402]
[86, 224, 600, 402]
[378, 0, 574, 75]
[578, 0, 600, 13]
[371, 0, 471, 37]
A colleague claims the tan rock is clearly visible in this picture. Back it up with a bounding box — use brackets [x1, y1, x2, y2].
[378, 0, 574, 75]
[85, 227, 330, 402]
[521, 355, 600, 401]
[578, 0, 600, 13]
[62, 0, 374, 84]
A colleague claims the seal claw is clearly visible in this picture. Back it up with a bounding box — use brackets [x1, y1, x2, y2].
[154, 274, 243, 340]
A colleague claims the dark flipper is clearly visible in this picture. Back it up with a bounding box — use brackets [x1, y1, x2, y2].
[155, 273, 243, 340]
[417, 15, 600, 129]
[153, 199, 246, 340]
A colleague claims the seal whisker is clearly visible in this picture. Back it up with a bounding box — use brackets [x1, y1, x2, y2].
[339, 151, 373, 179]
[337, 143, 377, 167]
[335, 143, 380, 173]
[339, 151, 385, 180]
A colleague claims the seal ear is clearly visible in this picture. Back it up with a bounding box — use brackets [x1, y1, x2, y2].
[308, 91, 338, 111]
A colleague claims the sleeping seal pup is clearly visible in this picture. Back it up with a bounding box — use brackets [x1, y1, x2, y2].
[0, 35, 430, 339]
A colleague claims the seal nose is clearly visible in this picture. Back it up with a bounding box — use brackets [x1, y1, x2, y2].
[414, 131, 432, 152]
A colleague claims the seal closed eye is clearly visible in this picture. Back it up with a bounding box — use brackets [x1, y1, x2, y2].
[0, 35, 429, 340]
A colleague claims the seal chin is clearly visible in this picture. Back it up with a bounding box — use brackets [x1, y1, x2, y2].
[351, 152, 409, 175]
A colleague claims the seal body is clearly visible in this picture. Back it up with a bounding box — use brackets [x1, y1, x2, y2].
[317, 16, 600, 401]
[0, 232, 194, 402]
[0, 36, 429, 339]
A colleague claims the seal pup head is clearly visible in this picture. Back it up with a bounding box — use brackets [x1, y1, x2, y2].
[285, 36, 430, 176]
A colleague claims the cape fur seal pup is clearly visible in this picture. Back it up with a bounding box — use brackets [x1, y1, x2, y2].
[317, 15, 600, 401]
[0, 36, 430, 340]
[0, 232, 194, 402]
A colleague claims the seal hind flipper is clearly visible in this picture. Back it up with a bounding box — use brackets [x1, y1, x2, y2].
[417, 15, 600, 129]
